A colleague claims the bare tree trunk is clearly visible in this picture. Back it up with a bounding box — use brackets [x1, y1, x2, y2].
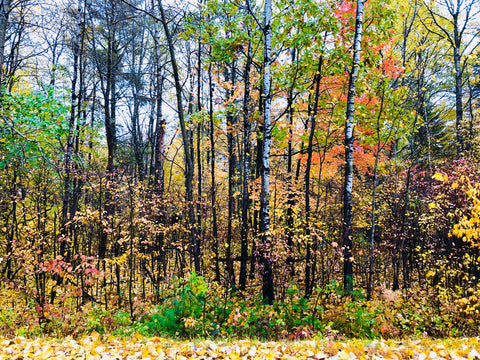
[132, 90, 144, 180]
[305, 55, 323, 297]
[343, 0, 364, 296]
[99, 28, 116, 260]
[154, 69, 165, 193]
[208, 57, 220, 282]
[226, 62, 237, 289]
[196, 3, 204, 272]
[61, 0, 83, 261]
[158, 0, 200, 273]
[153, 25, 166, 283]
[422, 0, 480, 156]
[239, 1, 253, 290]
[72, 2, 87, 257]
[453, 28, 464, 154]
[286, 46, 297, 278]
[367, 82, 386, 300]
[467, 78, 475, 152]
[260, 0, 274, 304]
[250, 120, 262, 279]
[0, 0, 11, 89]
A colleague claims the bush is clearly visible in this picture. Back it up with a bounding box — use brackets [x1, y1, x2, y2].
[143, 272, 209, 337]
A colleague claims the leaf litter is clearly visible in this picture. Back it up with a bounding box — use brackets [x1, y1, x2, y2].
[0, 334, 479, 359]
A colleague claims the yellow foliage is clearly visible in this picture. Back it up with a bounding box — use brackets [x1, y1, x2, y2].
[451, 182, 480, 248]
[0, 336, 479, 359]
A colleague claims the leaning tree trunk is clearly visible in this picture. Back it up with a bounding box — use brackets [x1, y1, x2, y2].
[343, 0, 364, 296]
[304, 55, 323, 297]
[367, 82, 386, 300]
[158, 0, 200, 273]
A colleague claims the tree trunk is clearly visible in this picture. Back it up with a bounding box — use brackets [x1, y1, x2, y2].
[250, 83, 264, 280]
[453, 21, 464, 155]
[208, 58, 220, 282]
[132, 89, 144, 180]
[367, 82, 386, 300]
[0, 0, 11, 90]
[260, 0, 274, 304]
[158, 0, 200, 273]
[98, 25, 117, 260]
[239, 5, 253, 291]
[305, 55, 323, 297]
[286, 47, 297, 278]
[343, 0, 364, 296]
[196, 6, 204, 273]
[226, 62, 237, 289]
[154, 31, 166, 282]
[61, 0, 83, 261]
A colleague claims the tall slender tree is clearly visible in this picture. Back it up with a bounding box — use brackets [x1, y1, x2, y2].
[0, 0, 11, 90]
[259, 0, 274, 304]
[343, 0, 364, 295]
[239, 0, 254, 291]
[158, 0, 200, 273]
[421, 0, 480, 155]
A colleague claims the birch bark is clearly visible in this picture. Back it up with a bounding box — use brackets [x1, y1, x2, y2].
[343, 0, 364, 295]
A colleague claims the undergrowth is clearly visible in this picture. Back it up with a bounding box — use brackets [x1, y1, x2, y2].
[1, 271, 479, 340]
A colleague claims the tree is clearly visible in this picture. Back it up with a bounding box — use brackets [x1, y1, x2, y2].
[421, 0, 480, 155]
[60, 0, 85, 261]
[239, 0, 254, 291]
[0, 0, 11, 89]
[259, 0, 274, 304]
[157, 0, 200, 273]
[343, 0, 364, 295]
[89, 0, 126, 260]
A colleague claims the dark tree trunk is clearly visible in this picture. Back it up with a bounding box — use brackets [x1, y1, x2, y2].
[304, 55, 323, 297]
[132, 91, 144, 180]
[226, 62, 237, 289]
[61, 0, 83, 261]
[196, 9, 203, 270]
[154, 31, 166, 283]
[286, 47, 297, 278]
[453, 23, 464, 155]
[208, 58, 220, 282]
[259, 0, 275, 304]
[158, 0, 200, 273]
[239, 6, 253, 290]
[367, 82, 386, 300]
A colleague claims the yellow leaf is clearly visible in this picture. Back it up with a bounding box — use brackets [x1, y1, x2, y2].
[432, 172, 444, 181]
[142, 347, 151, 358]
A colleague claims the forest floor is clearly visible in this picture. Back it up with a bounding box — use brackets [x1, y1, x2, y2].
[0, 334, 479, 359]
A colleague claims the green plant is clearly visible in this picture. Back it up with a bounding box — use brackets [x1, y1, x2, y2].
[143, 272, 209, 337]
